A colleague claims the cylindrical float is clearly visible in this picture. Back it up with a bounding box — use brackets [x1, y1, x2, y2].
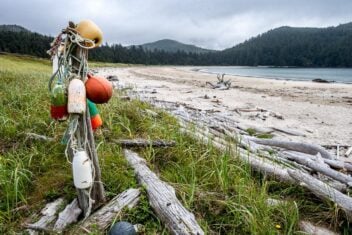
[50, 84, 68, 121]
[88, 99, 103, 130]
[68, 78, 86, 114]
[72, 150, 93, 189]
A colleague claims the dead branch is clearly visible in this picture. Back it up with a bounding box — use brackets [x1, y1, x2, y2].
[114, 138, 176, 148]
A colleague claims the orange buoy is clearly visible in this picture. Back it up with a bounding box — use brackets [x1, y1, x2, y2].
[75, 20, 103, 48]
[91, 114, 103, 131]
[85, 74, 113, 104]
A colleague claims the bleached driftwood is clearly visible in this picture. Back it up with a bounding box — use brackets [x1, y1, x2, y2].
[127, 96, 352, 220]
[206, 73, 231, 90]
[288, 170, 352, 220]
[272, 127, 305, 137]
[280, 151, 352, 185]
[80, 188, 140, 232]
[180, 127, 295, 184]
[53, 199, 82, 232]
[345, 147, 352, 157]
[299, 220, 338, 235]
[25, 198, 65, 232]
[114, 138, 176, 148]
[26, 133, 55, 142]
[124, 149, 204, 235]
[248, 138, 335, 160]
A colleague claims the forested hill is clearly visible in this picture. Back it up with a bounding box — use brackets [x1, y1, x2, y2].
[1, 23, 352, 67]
[137, 39, 213, 54]
[220, 22, 352, 67]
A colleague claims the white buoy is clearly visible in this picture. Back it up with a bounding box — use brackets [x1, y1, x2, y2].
[72, 150, 93, 189]
[52, 54, 59, 74]
[68, 78, 86, 114]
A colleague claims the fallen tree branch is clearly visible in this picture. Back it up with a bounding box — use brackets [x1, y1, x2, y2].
[80, 188, 140, 232]
[298, 220, 338, 235]
[26, 132, 55, 142]
[114, 138, 176, 148]
[25, 198, 65, 234]
[53, 199, 82, 232]
[288, 170, 352, 221]
[280, 151, 352, 185]
[124, 149, 204, 235]
[248, 138, 335, 160]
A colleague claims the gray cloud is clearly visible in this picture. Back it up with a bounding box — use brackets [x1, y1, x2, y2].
[1, 0, 351, 49]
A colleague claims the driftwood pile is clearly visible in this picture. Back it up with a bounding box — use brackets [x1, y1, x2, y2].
[131, 94, 352, 222]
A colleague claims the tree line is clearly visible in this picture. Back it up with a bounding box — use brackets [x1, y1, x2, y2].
[1, 22, 351, 67]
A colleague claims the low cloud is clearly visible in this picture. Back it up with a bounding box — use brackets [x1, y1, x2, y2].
[1, 0, 351, 49]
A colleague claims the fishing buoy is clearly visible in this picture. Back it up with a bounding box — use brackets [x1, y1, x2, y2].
[50, 84, 68, 121]
[109, 222, 136, 235]
[85, 74, 113, 104]
[75, 20, 103, 48]
[68, 78, 86, 114]
[88, 99, 103, 130]
[72, 150, 93, 189]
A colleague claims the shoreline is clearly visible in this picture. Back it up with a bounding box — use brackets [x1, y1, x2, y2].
[194, 66, 352, 84]
[98, 66, 352, 146]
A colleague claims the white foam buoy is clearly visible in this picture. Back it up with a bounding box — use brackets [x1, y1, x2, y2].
[68, 78, 86, 114]
[72, 150, 93, 189]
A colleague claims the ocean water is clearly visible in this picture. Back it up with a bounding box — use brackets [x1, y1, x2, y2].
[199, 67, 352, 84]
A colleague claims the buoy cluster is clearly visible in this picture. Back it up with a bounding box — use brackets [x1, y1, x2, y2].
[50, 19, 113, 131]
[50, 74, 113, 130]
[49, 20, 112, 190]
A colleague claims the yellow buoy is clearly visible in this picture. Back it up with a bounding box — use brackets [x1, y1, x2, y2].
[75, 20, 103, 48]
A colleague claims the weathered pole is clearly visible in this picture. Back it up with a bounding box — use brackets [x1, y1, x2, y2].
[71, 44, 105, 216]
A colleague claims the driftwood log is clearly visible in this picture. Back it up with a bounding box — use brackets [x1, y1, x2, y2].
[288, 170, 352, 220]
[124, 149, 204, 235]
[53, 199, 82, 232]
[80, 188, 140, 232]
[298, 221, 338, 235]
[122, 90, 352, 221]
[25, 133, 55, 142]
[280, 151, 352, 185]
[248, 138, 335, 160]
[114, 138, 176, 148]
[206, 73, 231, 90]
[25, 198, 65, 233]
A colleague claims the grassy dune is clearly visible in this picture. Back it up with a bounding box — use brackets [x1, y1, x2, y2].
[0, 54, 346, 234]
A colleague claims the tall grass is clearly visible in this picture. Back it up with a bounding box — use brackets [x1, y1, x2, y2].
[0, 54, 345, 234]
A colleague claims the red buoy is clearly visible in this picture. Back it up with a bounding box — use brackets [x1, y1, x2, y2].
[85, 74, 113, 104]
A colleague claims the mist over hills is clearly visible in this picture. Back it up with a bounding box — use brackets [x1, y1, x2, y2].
[1, 23, 351, 67]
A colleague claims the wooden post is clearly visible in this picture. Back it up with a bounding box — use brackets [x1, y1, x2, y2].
[71, 45, 105, 216]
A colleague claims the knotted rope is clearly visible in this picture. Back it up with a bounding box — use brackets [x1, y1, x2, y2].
[48, 23, 98, 218]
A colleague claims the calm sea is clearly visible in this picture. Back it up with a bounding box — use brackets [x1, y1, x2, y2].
[199, 67, 352, 84]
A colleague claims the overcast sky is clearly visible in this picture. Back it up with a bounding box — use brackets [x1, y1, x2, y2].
[1, 0, 351, 50]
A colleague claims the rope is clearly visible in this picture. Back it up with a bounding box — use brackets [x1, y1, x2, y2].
[49, 23, 98, 217]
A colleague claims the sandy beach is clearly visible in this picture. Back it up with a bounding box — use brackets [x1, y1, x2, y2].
[98, 66, 352, 146]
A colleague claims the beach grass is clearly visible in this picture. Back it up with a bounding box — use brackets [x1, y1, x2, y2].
[0, 53, 347, 234]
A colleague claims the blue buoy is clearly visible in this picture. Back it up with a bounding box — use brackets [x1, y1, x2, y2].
[109, 221, 136, 235]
